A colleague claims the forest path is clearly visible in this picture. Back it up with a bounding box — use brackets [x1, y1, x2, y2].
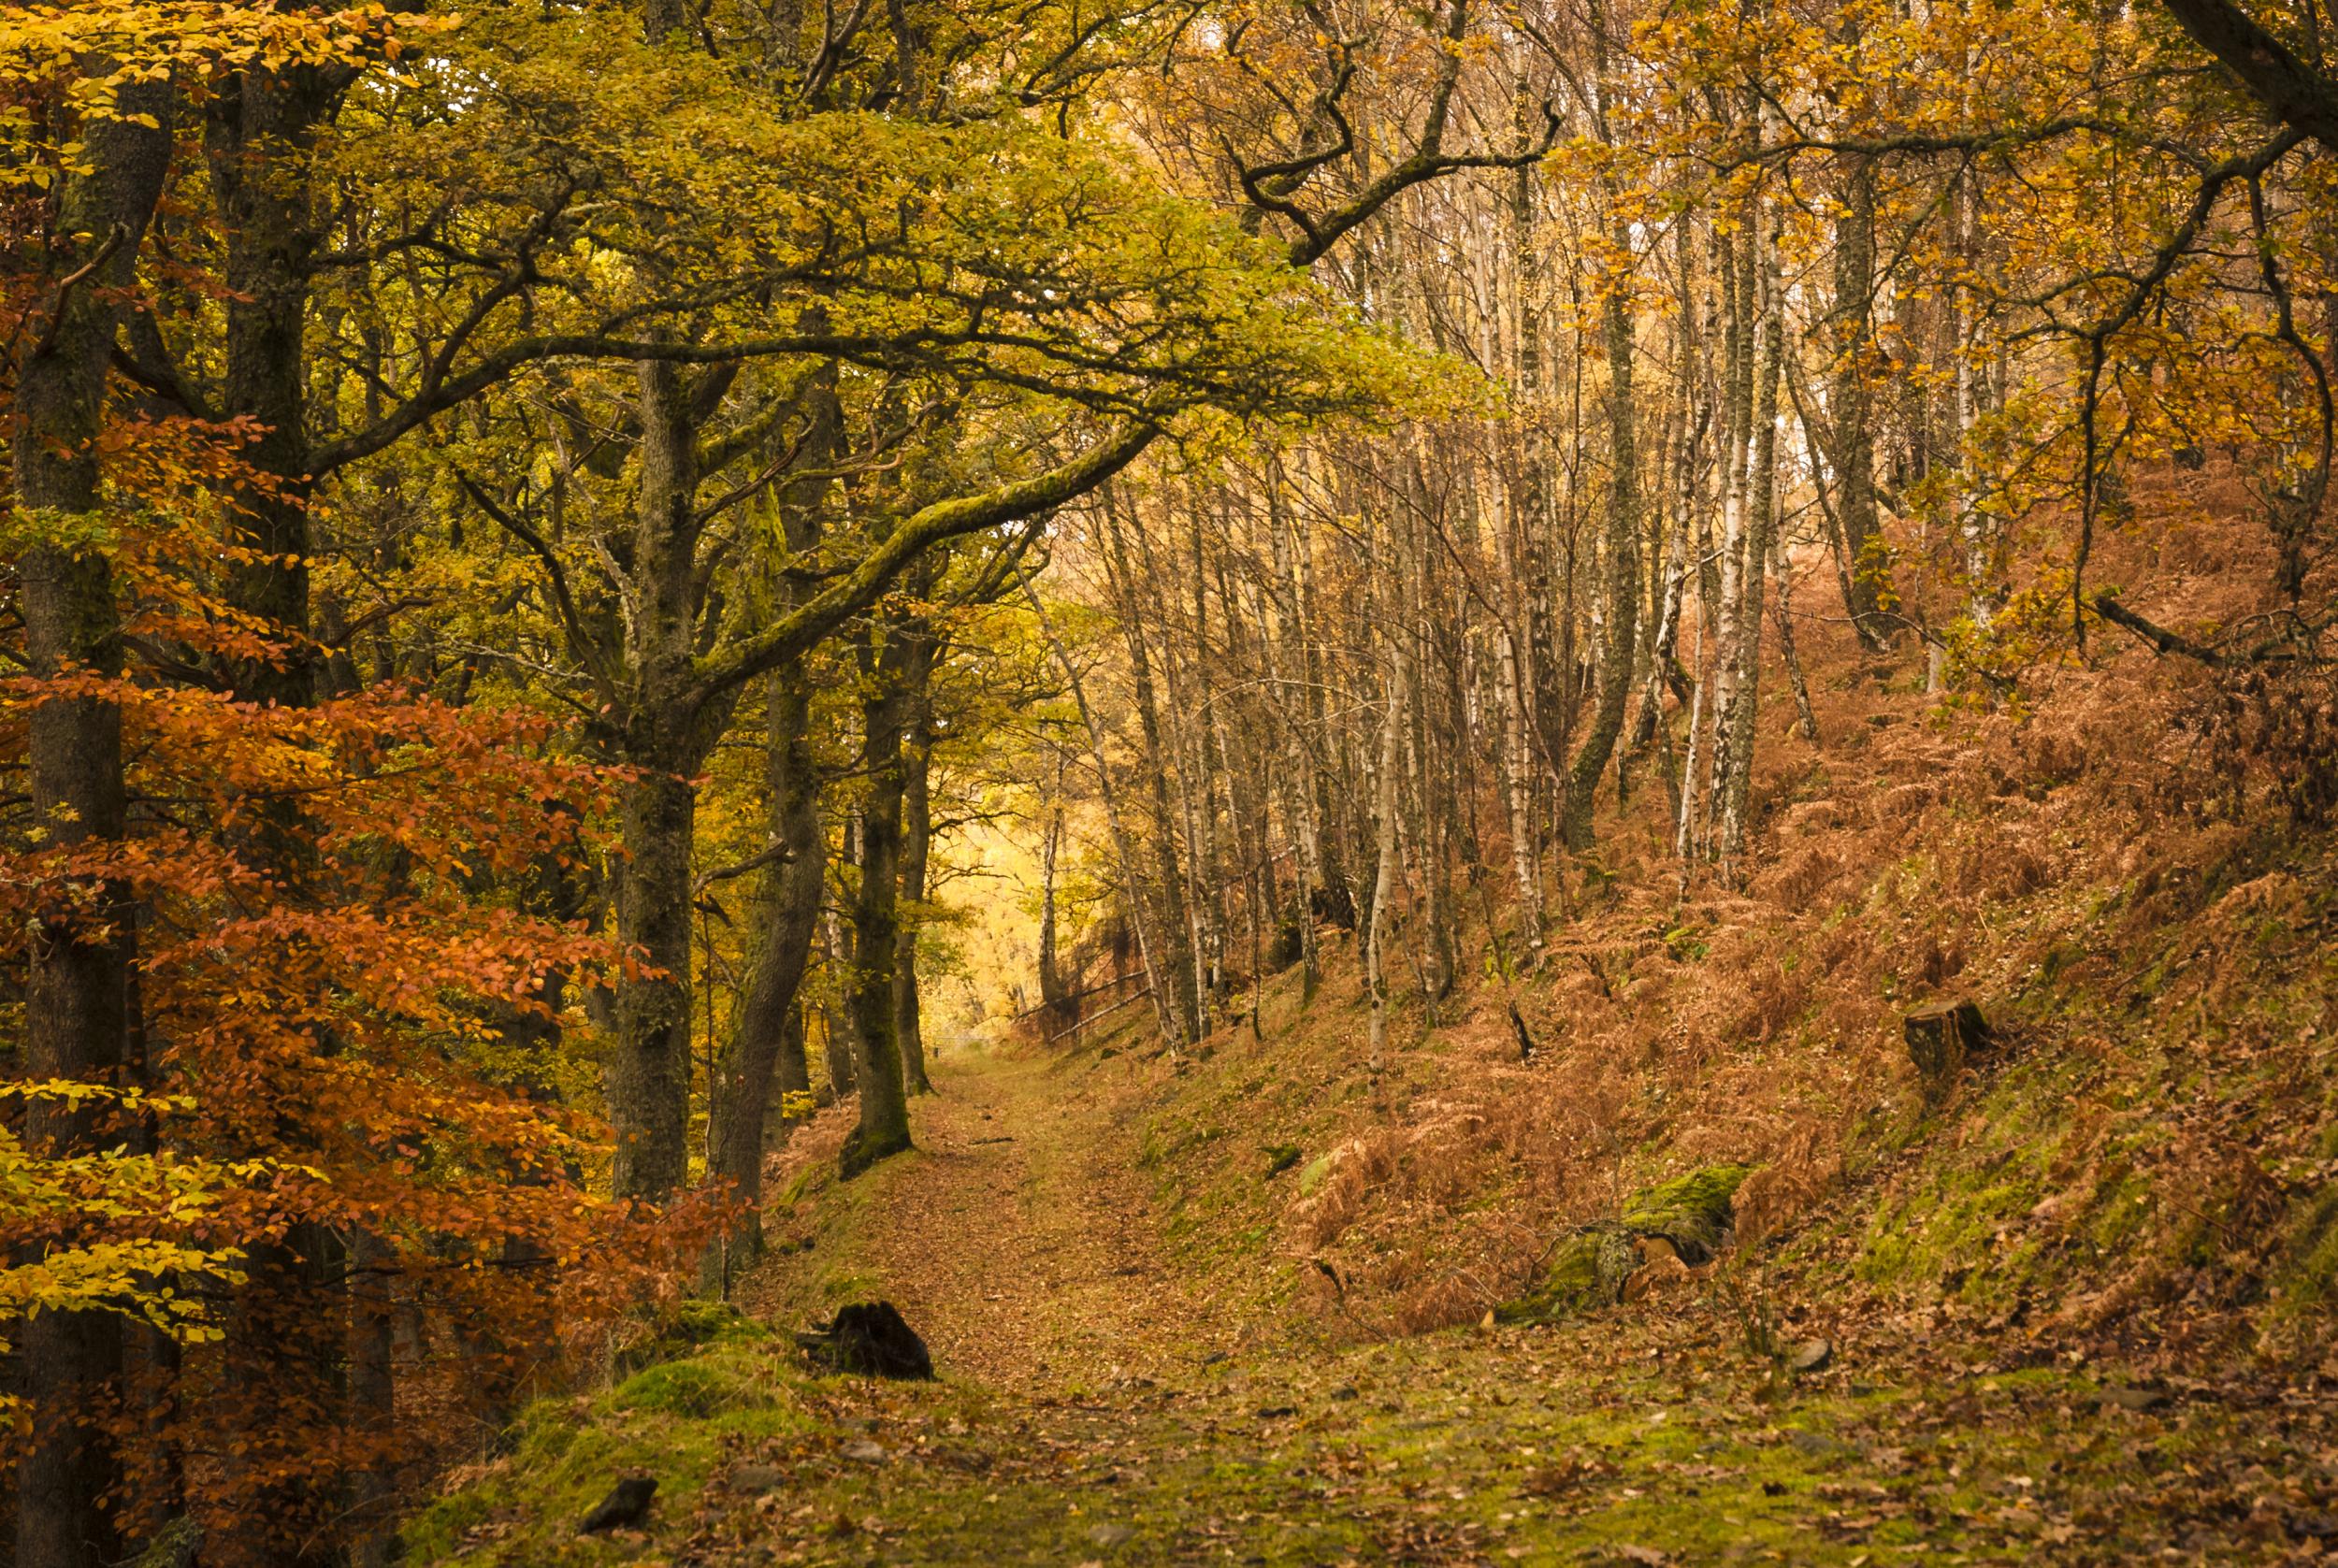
[802, 1046, 1237, 1395]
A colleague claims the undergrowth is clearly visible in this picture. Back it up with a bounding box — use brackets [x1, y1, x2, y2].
[1118, 502, 2338, 1369]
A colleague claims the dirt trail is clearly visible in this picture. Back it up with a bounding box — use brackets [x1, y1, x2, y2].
[824, 1049, 1230, 1391]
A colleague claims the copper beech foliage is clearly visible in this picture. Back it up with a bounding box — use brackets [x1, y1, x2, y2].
[0, 416, 722, 1542]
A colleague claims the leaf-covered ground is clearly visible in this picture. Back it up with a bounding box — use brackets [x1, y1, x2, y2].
[407, 1048, 2338, 1566]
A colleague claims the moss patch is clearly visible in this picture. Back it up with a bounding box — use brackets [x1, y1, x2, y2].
[1498, 1164, 1754, 1324]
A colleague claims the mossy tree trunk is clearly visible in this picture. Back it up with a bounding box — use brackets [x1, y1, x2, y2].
[841, 601, 934, 1177]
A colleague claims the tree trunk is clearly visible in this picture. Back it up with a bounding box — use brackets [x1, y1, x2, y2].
[606, 356, 715, 1202]
[346, 1230, 397, 1568]
[1719, 205, 1783, 870]
[708, 661, 828, 1253]
[612, 765, 700, 1199]
[1099, 494, 1201, 1044]
[1036, 756, 1070, 1022]
[1365, 631, 1407, 1078]
[13, 74, 170, 1568]
[207, 62, 341, 709]
[895, 707, 935, 1095]
[1559, 222, 1643, 849]
[1560, 4, 1644, 852]
[820, 903, 857, 1100]
[841, 632, 914, 1177]
[1771, 536, 1821, 742]
[1829, 147, 1892, 649]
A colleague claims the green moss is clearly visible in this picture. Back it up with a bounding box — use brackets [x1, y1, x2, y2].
[1623, 1163, 1752, 1256]
[612, 1359, 770, 1417]
[2265, 1178, 2338, 1322]
[401, 1336, 817, 1565]
[1498, 1165, 1754, 1323]
[1297, 1153, 1335, 1195]
[612, 1296, 762, 1376]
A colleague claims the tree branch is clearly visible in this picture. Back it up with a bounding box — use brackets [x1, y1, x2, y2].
[2158, 0, 2338, 147]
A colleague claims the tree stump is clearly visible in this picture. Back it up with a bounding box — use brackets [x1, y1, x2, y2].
[1905, 1000, 1992, 1103]
[794, 1301, 934, 1379]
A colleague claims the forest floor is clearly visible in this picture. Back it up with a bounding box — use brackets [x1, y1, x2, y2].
[410, 1043, 2338, 1567]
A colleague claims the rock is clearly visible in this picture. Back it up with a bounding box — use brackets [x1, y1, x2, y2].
[1786, 1429, 1858, 1459]
[1904, 1000, 1993, 1103]
[1262, 1143, 1302, 1178]
[1087, 1523, 1135, 1549]
[1495, 1164, 1753, 1324]
[580, 1475, 657, 1534]
[842, 1439, 888, 1463]
[1789, 1339, 1834, 1374]
[2097, 1384, 2172, 1413]
[795, 1301, 934, 1380]
[729, 1464, 786, 1493]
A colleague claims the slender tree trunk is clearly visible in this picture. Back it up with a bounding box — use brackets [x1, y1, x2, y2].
[1560, 3, 1644, 852]
[895, 707, 935, 1094]
[346, 1230, 397, 1568]
[820, 900, 856, 1100]
[1559, 225, 1643, 847]
[1771, 536, 1821, 742]
[1829, 145, 1892, 649]
[1037, 755, 1068, 1020]
[1719, 207, 1783, 870]
[1263, 473, 1325, 1000]
[1024, 582, 1180, 1050]
[1365, 628, 1407, 1077]
[1708, 184, 1756, 866]
[1100, 494, 1201, 1043]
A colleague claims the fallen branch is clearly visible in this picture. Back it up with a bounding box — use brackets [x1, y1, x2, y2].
[1042, 984, 1153, 1045]
[2089, 589, 2226, 665]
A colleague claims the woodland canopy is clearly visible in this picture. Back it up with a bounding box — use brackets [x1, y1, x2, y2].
[6, 0, 2337, 1561]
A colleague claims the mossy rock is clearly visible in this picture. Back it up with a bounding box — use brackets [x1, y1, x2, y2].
[1496, 1164, 1754, 1324]
[1263, 1143, 1302, 1178]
